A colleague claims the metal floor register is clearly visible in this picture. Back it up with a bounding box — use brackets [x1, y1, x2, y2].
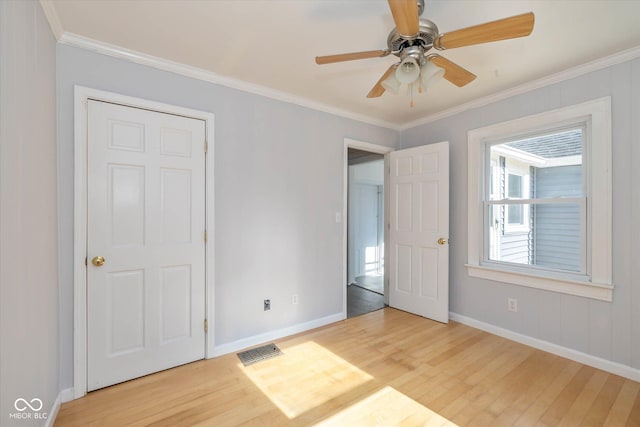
[237, 343, 283, 366]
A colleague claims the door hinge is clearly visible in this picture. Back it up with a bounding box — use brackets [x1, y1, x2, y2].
[85, 256, 87, 266]
[204, 319, 208, 333]
[204, 141, 208, 153]
[204, 230, 208, 243]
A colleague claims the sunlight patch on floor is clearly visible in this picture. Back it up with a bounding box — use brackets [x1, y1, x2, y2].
[240, 341, 374, 419]
[315, 386, 458, 426]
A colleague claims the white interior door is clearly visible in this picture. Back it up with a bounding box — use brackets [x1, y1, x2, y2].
[87, 100, 206, 391]
[388, 142, 449, 322]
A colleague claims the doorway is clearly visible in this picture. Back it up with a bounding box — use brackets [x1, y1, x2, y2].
[342, 139, 450, 324]
[347, 148, 386, 318]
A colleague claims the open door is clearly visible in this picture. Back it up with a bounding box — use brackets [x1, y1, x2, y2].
[388, 142, 449, 323]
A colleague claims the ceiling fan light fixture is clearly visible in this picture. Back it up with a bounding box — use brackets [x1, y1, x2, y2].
[395, 57, 420, 84]
[316, 2, 535, 100]
[420, 61, 445, 88]
[381, 72, 402, 94]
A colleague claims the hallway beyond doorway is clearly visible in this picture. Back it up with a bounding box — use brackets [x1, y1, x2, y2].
[353, 273, 383, 295]
[346, 285, 385, 318]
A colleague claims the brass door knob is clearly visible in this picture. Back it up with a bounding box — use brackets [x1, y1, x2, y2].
[92, 256, 105, 267]
[437, 238, 447, 245]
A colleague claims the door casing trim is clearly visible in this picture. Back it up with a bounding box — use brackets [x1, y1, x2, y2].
[342, 138, 393, 318]
[73, 86, 215, 398]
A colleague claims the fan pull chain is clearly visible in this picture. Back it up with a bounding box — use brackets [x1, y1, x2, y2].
[410, 83, 414, 107]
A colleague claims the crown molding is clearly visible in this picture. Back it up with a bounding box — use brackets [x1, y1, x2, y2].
[399, 45, 640, 131]
[40, 12, 640, 133]
[57, 32, 400, 131]
[38, 0, 63, 40]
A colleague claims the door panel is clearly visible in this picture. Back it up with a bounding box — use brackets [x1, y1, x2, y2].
[87, 100, 206, 391]
[160, 265, 192, 343]
[419, 247, 438, 299]
[421, 182, 439, 232]
[389, 142, 449, 322]
[160, 169, 192, 243]
[395, 183, 413, 231]
[396, 245, 412, 293]
[106, 270, 145, 356]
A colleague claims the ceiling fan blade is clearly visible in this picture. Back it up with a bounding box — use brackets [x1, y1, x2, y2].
[367, 64, 397, 98]
[428, 55, 476, 87]
[436, 12, 534, 50]
[315, 50, 389, 65]
[387, 0, 419, 36]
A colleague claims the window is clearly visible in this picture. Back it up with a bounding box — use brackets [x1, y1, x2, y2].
[467, 98, 612, 301]
[487, 127, 584, 270]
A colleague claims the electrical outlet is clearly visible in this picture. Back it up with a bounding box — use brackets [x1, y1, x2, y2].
[292, 294, 298, 305]
[507, 298, 518, 312]
[264, 299, 271, 311]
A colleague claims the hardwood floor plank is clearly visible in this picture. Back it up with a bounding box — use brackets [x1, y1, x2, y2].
[538, 365, 596, 425]
[602, 379, 639, 426]
[626, 383, 640, 426]
[489, 359, 584, 426]
[54, 308, 640, 426]
[492, 352, 572, 425]
[476, 350, 554, 420]
[557, 369, 609, 426]
[426, 332, 489, 367]
[580, 374, 625, 426]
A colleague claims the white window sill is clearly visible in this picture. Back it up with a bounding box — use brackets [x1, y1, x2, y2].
[465, 264, 613, 301]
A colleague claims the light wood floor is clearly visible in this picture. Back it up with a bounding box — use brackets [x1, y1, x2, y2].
[56, 308, 640, 426]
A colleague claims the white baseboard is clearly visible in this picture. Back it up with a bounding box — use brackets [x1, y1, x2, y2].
[450, 312, 640, 382]
[210, 312, 345, 357]
[44, 388, 73, 427]
[59, 388, 75, 403]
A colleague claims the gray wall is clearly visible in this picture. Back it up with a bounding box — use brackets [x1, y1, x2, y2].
[400, 59, 640, 369]
[56, 45, 398, 389]
[0, 1, 60, 425]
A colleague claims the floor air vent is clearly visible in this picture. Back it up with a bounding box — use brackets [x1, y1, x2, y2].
[237, 343, 282, 366]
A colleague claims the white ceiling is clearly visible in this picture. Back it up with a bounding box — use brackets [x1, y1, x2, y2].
[48, 0, 640, 127]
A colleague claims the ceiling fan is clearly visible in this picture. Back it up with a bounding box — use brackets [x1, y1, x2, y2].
[315, 0, 534, 101]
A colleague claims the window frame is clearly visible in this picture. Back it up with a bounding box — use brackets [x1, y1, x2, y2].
[466, 97, 612, 301]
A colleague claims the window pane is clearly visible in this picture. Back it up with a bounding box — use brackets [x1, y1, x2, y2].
[535, 164, 582, 198]
[508, 174, 522, 198]
[489, 128, 584, 200]
[507, 204, 523, 224]
[488, 202, 582, 272]
[534, 203, 582, 272]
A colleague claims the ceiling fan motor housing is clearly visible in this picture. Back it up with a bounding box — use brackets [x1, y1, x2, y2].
[387, 19, 439, 59]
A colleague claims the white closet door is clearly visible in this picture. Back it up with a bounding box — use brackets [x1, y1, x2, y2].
[87, 100, 206, 391]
